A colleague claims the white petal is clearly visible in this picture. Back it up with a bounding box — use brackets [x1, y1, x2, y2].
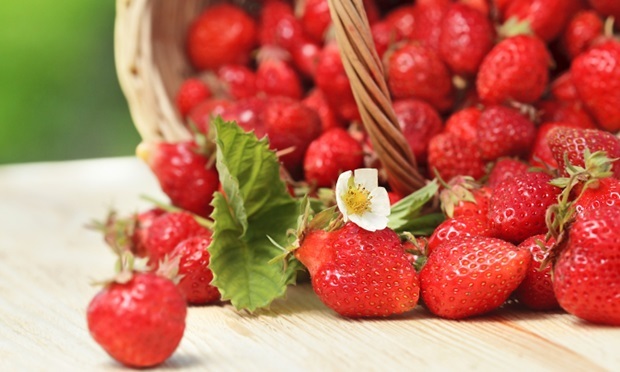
[353, 168, 378, 190]
[349, 212, 388, 232]
[369, 187, 391, 217]
[335, 170, 352, 220]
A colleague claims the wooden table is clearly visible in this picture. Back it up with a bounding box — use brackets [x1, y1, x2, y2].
[1, 157, 619, 371]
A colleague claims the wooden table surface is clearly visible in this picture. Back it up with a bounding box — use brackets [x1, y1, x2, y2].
[1, 157, 619, 371]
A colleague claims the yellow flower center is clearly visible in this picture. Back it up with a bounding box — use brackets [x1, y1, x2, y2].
[343, 185, 372, 215]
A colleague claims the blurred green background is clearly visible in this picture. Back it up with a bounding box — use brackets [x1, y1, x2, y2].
[0, 1, 139, 165]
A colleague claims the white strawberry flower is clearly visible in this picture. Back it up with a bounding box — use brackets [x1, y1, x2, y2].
[335, 168, 390, 232]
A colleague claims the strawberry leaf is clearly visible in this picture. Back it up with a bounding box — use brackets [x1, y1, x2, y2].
[388, 180, 440, 233]
[209, 117, 301, 311]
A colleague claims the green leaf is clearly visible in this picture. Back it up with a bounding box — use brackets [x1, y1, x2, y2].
[209, 117, 301, 311]
[388, 180, 441, 233]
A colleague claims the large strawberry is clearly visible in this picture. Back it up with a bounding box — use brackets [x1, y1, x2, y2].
[175, 78, 212, 118]
[427, 132, 486, 182]
[426, 214, 494, 255]
[420, 235, 531, 319]
[295, 221, 420, 318]
[476, 35, 551, 105]
[552, 205, 620, 325]
[570, 40, 620, 132]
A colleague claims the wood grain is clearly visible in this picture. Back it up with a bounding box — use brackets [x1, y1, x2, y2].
[0, 157, 618, 371]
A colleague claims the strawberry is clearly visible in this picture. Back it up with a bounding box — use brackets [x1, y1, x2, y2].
[169, 235, 220, 305]
[570, 40, 620, 131]
[392, 99, 443, 164]
[476, 35, 551, 105]
[552, 205, 620, 325]
[486, 158, 530, 189]
[529, 121, 594, 169]
[536, 100, 597, 129]
[290, 40, 322, 78]
[409, 0, 450, 53]
[427, 132, 486, 182]
[186, 3, 257, 71]
[175, 78, 212, 118]
[371, 20, 405, 59]
[302, 88, 345, 132]
[475, 105, 537, 162]
[488, 171, 560, 244]
[187, 98, 233, 134]
[503, 0, 578, 42]
[561, 10, 604, 60]
[295, 221, 420, 318]
[138, 141, 219, 218]
[384, 5, 416, 40]
[420, 235, 531, 319]
[303, 128, 364, 188]
[426, 214, 494, 255]
[220, 97, 268, 138]
[549, 71, 580, 102]
[87, 272, 186, 367]
[546, 126, 620, 178]
[587, 0, 620, 21]
[573, 177, 620, 218]
[438, 3, 496, 76]
[258, 0, 305, 51]
[443, 107, 482, 142]
[255, 51, 303, 100]
[214, 64, 257, 100]
[512, 234, 560, 311]
[386, 43, 454, 112]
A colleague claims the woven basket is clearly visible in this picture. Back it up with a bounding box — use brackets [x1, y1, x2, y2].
[114, 0, 428, 196]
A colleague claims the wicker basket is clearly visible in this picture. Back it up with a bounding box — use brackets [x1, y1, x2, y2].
[114, 0, 428, 196]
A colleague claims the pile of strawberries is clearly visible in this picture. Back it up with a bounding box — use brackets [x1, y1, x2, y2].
[87, 0, 620, 368]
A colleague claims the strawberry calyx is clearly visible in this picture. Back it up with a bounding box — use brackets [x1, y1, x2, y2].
[438, 175, 480, 218]
[88, 210, 138, 256]
[401, 231, 428, 272]
[497, 17, 534, 40]
[139, 195, 214, 231]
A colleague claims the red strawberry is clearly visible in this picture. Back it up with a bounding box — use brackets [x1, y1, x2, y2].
[87, 272, 186, 367]
[451, 185, 492, 220]
[393, 99, 443, 164]
[175, 78, 212, 118]
[384, 5, 416, 40]
[386, 43, 454, 112]
[537, 100, 597, 129]
[215, 64, 257, 100]
[444, 107, 482, 142]
[529, 121, 594, 169]
[476, 35, 551, 105]
[302, 88, 345, 132]
[420, 235, 531, 319]
[371, 20, 405, 59]
[303, 128, 364, 188]
[547, 126, 620, 178]
[258, 0, 305, 50]
[587, 0, 620, 21]
[552, 205, 620, 325]
[571, 40, 620, 131]
[410, 0, 450, 53]
[486, 158, 530, 189]
[503, 0, 578, 42]
[459, 0, 491, 15]
[169, 235, 220, 305]
[488, 171, 560, 243]
[220, 97, 268, 138]
[290, 40, 322, 78]
[187, 3, 257, 71]
[97, 208, 166, 259]
[138, 141, 219, 218]
[512, 234, 560, 311]
[295, 222, 420, 318]
[256, 51, 303, 100]
[476, 105, 537, 162]
[561, 10, 604, 60]
[187, 98, 233, 134]
[549, 71, 580, 102]
[143, 211, 211, 266]
[427, 132, 486, 182]
[573, 177, 620, 218]
[438, 3, 496, 76]
[426, 214, 494, 255]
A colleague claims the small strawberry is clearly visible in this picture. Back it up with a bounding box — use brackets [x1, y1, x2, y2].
[549, 71, 580, 102]
[383, 5, 416, 40]
[301, 88, 346, 132]
[295, 221, 420, 318]
[443, 107, 482, 142]
[303, 128, 364, 188]
[486, 158, 530, 189]
[175, 78, 212, 118]
[256, 49, 303, 100]
[587, 0, 620, 21]
[214, 64, 257, 100]
[169, 235, 220, 305]
[488, 171, 560, 244]
[258, 0, 305, 51]
[137, 141, 220, 218]
[561, 10, 604, 60]
[187, 98, 233, 134]
[536, 100, 597, 129]
[475, 105, 537, 162]
[219, 96, 269, 138]
[87, 271, 186, 367]
[409, 0, 450, 53]
[386, 43, 454, 112]
[427, 132, 486, 182]
[290, 39, 322, 78]
[552, 205, 620, 325]
[392, 99, 443, 164]
[476, 35, 551, 105]
[503, 0, 578, 42]
[420, 235, 531, 319]
[186, 3, 257, 71]
[438, 2, 496, 76]
[570, 40, 620, 131]
[512, 234, 560, 311]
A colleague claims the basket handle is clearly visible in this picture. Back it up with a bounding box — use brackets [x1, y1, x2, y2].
[327, 0, 428, 195]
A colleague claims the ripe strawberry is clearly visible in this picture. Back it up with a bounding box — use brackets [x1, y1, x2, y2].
[169, 235, 220, 305]
[187, 98, 233, 134]
[549, 71, 580, 102]
[138, 141, 219, 218]
[561, 10, 604, 60]
[459, 0, 490, 15]
[386, 43, 454, 112]
[303, 128, 364, 188]
[547, 126, 620, 178]
[573, 177, 620, 218]
[87, 272, 186, 367]
[144, 211, 211, 267]
[449, 184, 492, 220]
[215, 64, 257, 100]
[220, 97, 268, 138]
[476, 105, 537, 162]
[552, 205, 620, 325]
[302, 88, 345, 132]
[258, 0, 305, 51]
[570, 40, 620, 131]
[256, 51, 303, 100]
[529, 121, 594, 169]
[420, 235, 531, 319]
[290, 40, 322, 78]
[371, 20, 405, 59]
[175, 78, 212, 118]
[427, 132, 486, 182]
[438, 3, 496, 76]
[295, 222, 420, 318]
[587, 0, 620, 21]
[536, 100, 597, 129]
[409, 0, 450, 53]
[512, 234, 560, 311]
[393, 99, 443, 164]
[486, 158, 530, 189]
[426, 214, 494, 255]
[443, 107, 482, 142]
[488, 171, 560, 244]
[503, 0, 577, 42]
[384, 5, 416, 40]
[187, 3, 257, 71]
[476, 35, 551, 105]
